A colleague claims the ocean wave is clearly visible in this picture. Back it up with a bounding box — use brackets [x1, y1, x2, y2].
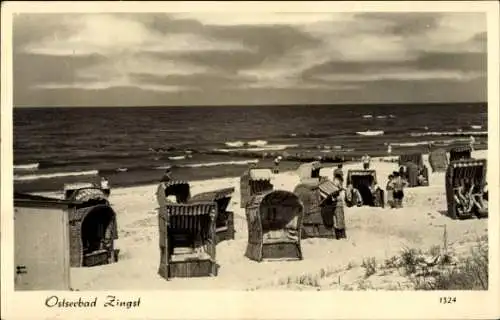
[410, 131, 487, 137]
[376, 115, 387, 119]
[168, 155, 186, 160]
[356, 130, 384, 136]
[390, 138, 469, 148]
[14, 169, 99, 181]
[214, 144, 299, 153]
[362, 114, 373, 119]
[14, 163, 39, 171]
[471, 125, 482, 130]
[225, 140, 269, 148]
[182, 159, 259, 168]
[247, 140, 268, 147]
[225, 141, 245, 147]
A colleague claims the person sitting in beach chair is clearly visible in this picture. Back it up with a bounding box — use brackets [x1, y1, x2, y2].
[345, 182, 363, 207]
[362, 154, 371, 170]
[453, 178, 473, 215]
[417, 168, 428, 186]
[469, 183, 488, 217]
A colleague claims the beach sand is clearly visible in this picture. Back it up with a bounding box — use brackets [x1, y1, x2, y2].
[42, 150, 488, 291]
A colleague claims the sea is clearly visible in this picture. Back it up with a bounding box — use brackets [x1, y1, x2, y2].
[13, 103, 488, 193]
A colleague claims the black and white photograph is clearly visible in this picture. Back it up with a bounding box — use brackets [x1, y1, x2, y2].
[1, 1, 499, 319]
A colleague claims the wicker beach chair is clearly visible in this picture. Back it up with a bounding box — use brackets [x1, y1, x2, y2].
[64, 187, 119, 267]
[428, 148, 449, 173]
[345, 170, 385, 208]
[158, 202, 218, 280]
[293, 179, 344, 239]
[398, 153, 430, 187]
[296, 161, 323, 183]
[245, 190, 304, 262]
[449, 145, 472, 162]
[240, 168, 274, 208]
[156, 180, 191, 207]
[189, 187, 236, 244]
[445, 159, 487, 220]
[14, 193, 85, 290]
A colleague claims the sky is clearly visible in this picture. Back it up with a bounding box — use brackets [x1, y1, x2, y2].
[13, 12, 487, 107]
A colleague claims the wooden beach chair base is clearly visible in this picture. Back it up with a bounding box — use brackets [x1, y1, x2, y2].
[159, 259, 218, 279]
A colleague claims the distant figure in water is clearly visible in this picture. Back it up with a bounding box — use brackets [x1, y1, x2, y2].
[273, 156, 282, 174]
[100, 176, 110, 196]
[361, 154, 371, 170]
[469, 135, 476, 152]
[161, 166, 173, 182]
[387, 143, 392, 155]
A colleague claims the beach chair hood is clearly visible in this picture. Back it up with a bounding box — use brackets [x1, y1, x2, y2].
[156, 180, 191, 206]
[398, 153, 424, 167]
[297, 161, 322, 182]
[429, 148, 449, 172]
[189, 187, 235, 212]
[450, 145, 472, 162]
[240, 168, 274, 208]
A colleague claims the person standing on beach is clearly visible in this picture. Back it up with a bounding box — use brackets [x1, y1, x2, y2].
[100, 176, 110, 197]
[273, 156, 282, 174]
[469, 135, 476, 152]
[361, 153, 371, 170]
[389, 171, 408, 208]
[386, 174, 395, 208]
[333, 163, 344, 186]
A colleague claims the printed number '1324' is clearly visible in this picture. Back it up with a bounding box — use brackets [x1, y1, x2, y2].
[440, 297, 457, 304]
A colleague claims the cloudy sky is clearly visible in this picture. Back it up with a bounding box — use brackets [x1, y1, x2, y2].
[13, 12, 486, 107]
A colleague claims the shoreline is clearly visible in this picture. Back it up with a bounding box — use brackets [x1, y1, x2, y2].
[14, 145, 487, 194]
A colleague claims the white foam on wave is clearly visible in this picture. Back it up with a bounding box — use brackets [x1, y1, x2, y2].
[225, 140, 269, 148]
[225, 141, 245, 147]
[168, 155, 186, 160]
[356, 130, 384, 136]
[14, 163, 39, 171]
[14, 169, 99, 181]
[410, 130, 487, 137]
[376, 115, 387, 119]
[182, 159, 259, 168]
[215, 144, 299, 153]
[471, 125, 482, 130]
[247, 140, 268, 147]
[362, 114, 373, 119]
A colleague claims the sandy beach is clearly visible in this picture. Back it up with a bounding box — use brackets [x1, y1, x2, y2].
[38, 150, 488, 291]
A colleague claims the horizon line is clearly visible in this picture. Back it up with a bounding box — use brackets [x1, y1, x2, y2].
[13, 101, 487, 109]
